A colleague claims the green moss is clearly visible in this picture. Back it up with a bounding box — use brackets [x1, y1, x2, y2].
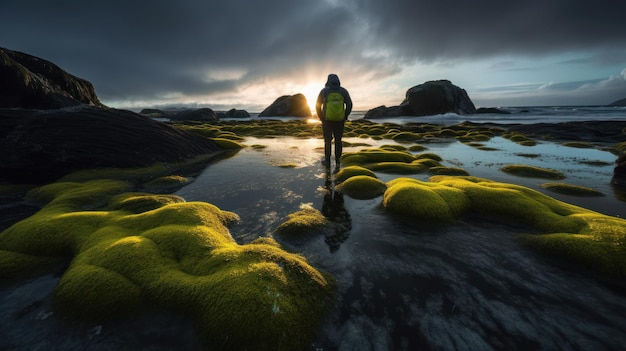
[540, 183, 604, 197]
[408, 144, 428, 152]
[341, 149, 416, 166]
[334, 166, 377, 184]
[391, 132, 423, 143]
[211, 137, 245, 149]
[144, 175, 190, 192]
[500, 164, 566, 179]
[336, 175, 387, 200]
[368, 161, 431, 174]
[415, 153, 443, 162]
[383, 178, 471, 221]
[273, 204, 328, 237]
[503, 133, 537, 146]
[0, 179, 334, 350]
[108, 193, 186, 213]
[380, 144, 407, 151]
[58, 153, 227, 184]
[429, 166, 470, 176]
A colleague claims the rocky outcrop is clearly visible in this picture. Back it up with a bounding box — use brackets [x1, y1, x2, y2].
[0, 47, 104, 109]
[170, 108, 218, 122]
[0, 106, 224, 183]
[609, 98, 626, 106]
[476, 107, 511, 114]
[259, 93, 311, 117]
[365, 80, 476, 119]
[613, 153, 626, 190]
[216, 108, 250, 119]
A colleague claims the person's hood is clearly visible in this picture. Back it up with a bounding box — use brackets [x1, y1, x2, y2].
[325, 74, 340, 88]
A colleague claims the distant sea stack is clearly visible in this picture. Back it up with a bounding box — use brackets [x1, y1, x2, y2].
[609, 98, 626, 106]
[365, 80, 476, 119]
[259, 93, 311, 117]
[0, 47, 104, 109]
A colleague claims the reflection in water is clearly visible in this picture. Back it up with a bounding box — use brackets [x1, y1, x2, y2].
[320, 169, 352, 253]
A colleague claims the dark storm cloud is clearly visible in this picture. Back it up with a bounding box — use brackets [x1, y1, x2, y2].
[1, 0, 625, 105]
[348, 0, 626, 61]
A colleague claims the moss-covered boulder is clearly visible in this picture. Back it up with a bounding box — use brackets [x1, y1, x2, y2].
[540, 183, 604, 197]
[424, 176, 626, 276]
[0, 180, 334, 350]
[383, 178, 471, 221]
[272, 203, 328, 238]
[500, 164, 565, 179]
[333, 166, 377, 184]
[336, 175, 387, 200]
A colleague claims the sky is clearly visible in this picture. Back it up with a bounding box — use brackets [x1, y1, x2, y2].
[2, 0, 626, 113]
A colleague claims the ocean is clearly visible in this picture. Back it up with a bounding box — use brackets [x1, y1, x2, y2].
[241, 105, 626, 125]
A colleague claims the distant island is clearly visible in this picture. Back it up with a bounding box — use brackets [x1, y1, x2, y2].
[610, 97, 626, 106]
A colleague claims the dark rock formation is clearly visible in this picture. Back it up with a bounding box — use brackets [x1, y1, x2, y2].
[259, 94, 311, 117]
[0, 47, 104, 109]
[364, 105, 410, 119]
[0, 106, 223, 183]
[365, 80, 476, 119]
[609, 98, 626, 106]
[216, 108, 250, 119]
[613, 153, 626, 191]
[476, 107, 511, 114]
[140, 108, 166, 116]
[170, 108, 218, 122]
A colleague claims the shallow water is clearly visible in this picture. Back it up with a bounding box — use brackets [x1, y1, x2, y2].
[176, 136, 626, 350]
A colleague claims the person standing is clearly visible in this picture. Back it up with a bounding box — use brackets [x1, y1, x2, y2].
[315, 73, 352, 170]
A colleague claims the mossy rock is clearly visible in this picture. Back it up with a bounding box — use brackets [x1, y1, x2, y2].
[144, 175, 191, 192]
[540, 183, 604, 197]
[383, 178, 471, 221]
[336, 175, 387, 200]
[211, 137, 245, 149]
[334, 166, 377, 184]
[367, 161, 430, 174]
[340, 149, 416, 167]
[391, 132, 423, 143]
[415, 153, 443, 162]
[108, 193, 186, 213]
[408, 144, 428, 152]
[429, 166, 470, 176]
[427, 176, 626, 276]
[500, 164, 565, 179]
[0, 179, 334, 350]
[273, 204, 328, 238]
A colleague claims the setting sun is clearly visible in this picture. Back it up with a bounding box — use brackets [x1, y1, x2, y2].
[300, 82, 321, 117]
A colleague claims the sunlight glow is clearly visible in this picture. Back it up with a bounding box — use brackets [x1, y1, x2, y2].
[300, 82, 321, 116]
[306, 118, 321, 124]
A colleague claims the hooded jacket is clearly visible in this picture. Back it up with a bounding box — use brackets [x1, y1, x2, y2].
[315, 74, 353, 121]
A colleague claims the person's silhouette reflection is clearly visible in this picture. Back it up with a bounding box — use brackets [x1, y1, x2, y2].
[321, 169, 352, 253]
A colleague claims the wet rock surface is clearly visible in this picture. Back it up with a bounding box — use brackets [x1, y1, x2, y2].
[0, 47, 103, 109]
[0, 106, 223, 183]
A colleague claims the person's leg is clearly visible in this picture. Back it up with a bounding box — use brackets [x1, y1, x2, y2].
[332, 122, 344, 166]
[322, 121, 332, 166]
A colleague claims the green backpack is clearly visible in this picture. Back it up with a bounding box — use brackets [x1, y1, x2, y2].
[325, 92, 345, 121]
